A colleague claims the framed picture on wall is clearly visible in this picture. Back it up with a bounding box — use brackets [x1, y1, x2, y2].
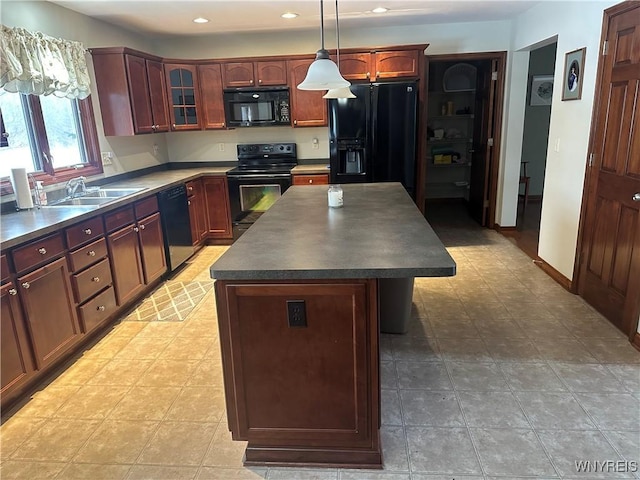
[562, 47, 586, 101]
[530, 75, 554, 106]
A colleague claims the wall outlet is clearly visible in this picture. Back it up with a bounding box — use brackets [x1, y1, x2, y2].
[312, 138, 319, 150]
[218, 143, 225, 152]
[153, 144, 159, 156]
[286, 300, 307, 327]
[101, 152, 113, 165]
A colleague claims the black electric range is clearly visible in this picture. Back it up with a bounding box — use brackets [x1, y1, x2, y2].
[227, 143, 297, 239]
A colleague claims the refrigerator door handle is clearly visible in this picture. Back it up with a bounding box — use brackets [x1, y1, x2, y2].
[370, 84, 379, 182]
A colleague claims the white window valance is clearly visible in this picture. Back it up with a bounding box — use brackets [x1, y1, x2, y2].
[0, 25, 91, 99]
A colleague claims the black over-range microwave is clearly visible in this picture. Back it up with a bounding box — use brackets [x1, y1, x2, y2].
[223, 87, 291, 127]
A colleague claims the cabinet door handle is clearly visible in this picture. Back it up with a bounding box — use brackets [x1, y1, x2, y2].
[309, 179, 313, 184]
[376, 71, 380, 77]
[187, 200, 191, 206]
[84, 228, 92, 235]
[366, 72, 370, 78]
[87, 250, 96, 257]
[97, 305, 106, 312]
[133, 227, 139, 232]
[92, 276, 100, 283]
[139, 224, 145, 230]
[633, 193, 640, 202]
[172, 124, 176, 130]
[8, 288, 17, 295]
[21, 282, 30, 289]
[258, 79, 262, 84]
[38, 247, 47, 255]
[293, 120, 297, 125]
[250, 79, 254, 84]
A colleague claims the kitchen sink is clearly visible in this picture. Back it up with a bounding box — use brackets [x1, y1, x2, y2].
[47, 196, 117, 206]
[45, 187, 147, 207]
[81, 187, 146, 198]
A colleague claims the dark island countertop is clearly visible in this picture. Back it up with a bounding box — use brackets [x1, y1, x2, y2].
[210, 182, 456, 280]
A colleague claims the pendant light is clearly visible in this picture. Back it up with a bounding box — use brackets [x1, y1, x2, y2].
[297, 0, 350, 91]
[323, 0, 355, 99]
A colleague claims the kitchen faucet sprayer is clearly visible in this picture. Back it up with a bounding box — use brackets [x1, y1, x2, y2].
[66, 176, 86, 198]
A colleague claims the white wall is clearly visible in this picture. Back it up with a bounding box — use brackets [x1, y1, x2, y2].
[500, 0, 617, 280]
[2, 1, 170, 180]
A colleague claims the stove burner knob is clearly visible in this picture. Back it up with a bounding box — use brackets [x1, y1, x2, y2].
[279, 145, 284, 150]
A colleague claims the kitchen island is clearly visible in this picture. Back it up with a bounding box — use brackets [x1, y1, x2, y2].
[210, 183, 455, 469]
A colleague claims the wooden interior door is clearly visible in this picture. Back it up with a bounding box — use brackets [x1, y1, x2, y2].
[577, 1, 640, 338]
[467, 57, 503, 227]
[468, 60, 495, 226]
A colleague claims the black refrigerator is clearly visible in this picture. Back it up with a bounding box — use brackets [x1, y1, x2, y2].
[329, 81, 418, 198]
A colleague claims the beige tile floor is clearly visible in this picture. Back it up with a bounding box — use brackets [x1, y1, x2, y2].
[1, 221, 639, 480]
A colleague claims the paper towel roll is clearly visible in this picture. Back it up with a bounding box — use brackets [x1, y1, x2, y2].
[11, 168, 34, 209]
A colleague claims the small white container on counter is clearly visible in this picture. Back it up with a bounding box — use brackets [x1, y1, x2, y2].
[328, 184, 343, 208]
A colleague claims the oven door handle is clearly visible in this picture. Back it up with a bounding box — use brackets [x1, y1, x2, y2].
[227, 173, 292, 179]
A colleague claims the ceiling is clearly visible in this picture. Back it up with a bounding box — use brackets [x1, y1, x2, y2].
[47, 0, 540, 37]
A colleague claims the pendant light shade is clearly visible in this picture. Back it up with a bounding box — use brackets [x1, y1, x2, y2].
[321, 0, 354, 98]
[297, 0, 350, 91]
[323, 86, 356, 98]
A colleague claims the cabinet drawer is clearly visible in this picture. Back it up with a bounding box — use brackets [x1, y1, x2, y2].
[78, 286, 117, 333]
[293, 174, 330, 185]
[65, 216, 104, 250]
[72, 258, 112, 304]
[135, 196, 158, 219]
[12, 234, 65, 274]
[1, 254, 9, 284]
[68, 237, 108, 273]
[104, 206, 135, 232]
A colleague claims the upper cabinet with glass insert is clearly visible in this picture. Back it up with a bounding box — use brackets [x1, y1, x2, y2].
[164, 64, 202, 131]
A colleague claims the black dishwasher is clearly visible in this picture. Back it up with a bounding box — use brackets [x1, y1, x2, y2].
[158, 185, 194, 272]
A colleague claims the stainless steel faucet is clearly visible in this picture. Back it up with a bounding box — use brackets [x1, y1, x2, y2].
[66, 176, 86, 198]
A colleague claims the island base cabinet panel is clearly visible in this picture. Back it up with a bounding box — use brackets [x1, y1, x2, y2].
[215, 279, 381, 468]
[18, 258, 81, 370]
[1, 283, 35, 400]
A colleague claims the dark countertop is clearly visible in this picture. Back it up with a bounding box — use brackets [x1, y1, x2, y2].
[210, 182, 456, 280]
[0, 167, 231, 250]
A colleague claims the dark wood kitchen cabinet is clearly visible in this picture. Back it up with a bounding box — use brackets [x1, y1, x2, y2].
[1, 281, 36, 404]
[137, 211, 166, 284]
[373, 50, 421, 80]
[106, 199, 166, 306]
[223, 60, 287, 87]
[18, 257, 81, 370]
[332, 49, 421, 82]
[288, 58, 328, 127]
[337, 53, 373, 81]
[165, 63, 202, 131]
[198, 64, 226, 129]
[203, 176, 233, 240]
[91, 48, 169, 136]
[187, 179, 207, 245]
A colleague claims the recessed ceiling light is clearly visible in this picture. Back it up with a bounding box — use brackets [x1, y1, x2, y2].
[193, 17, 209, 24]
[372, 7, 389, 14]
[281, 12, 299, 19]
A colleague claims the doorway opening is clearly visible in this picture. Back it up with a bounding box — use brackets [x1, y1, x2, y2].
[423, 52, 506, 228]
[509, 42, 557, 260]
